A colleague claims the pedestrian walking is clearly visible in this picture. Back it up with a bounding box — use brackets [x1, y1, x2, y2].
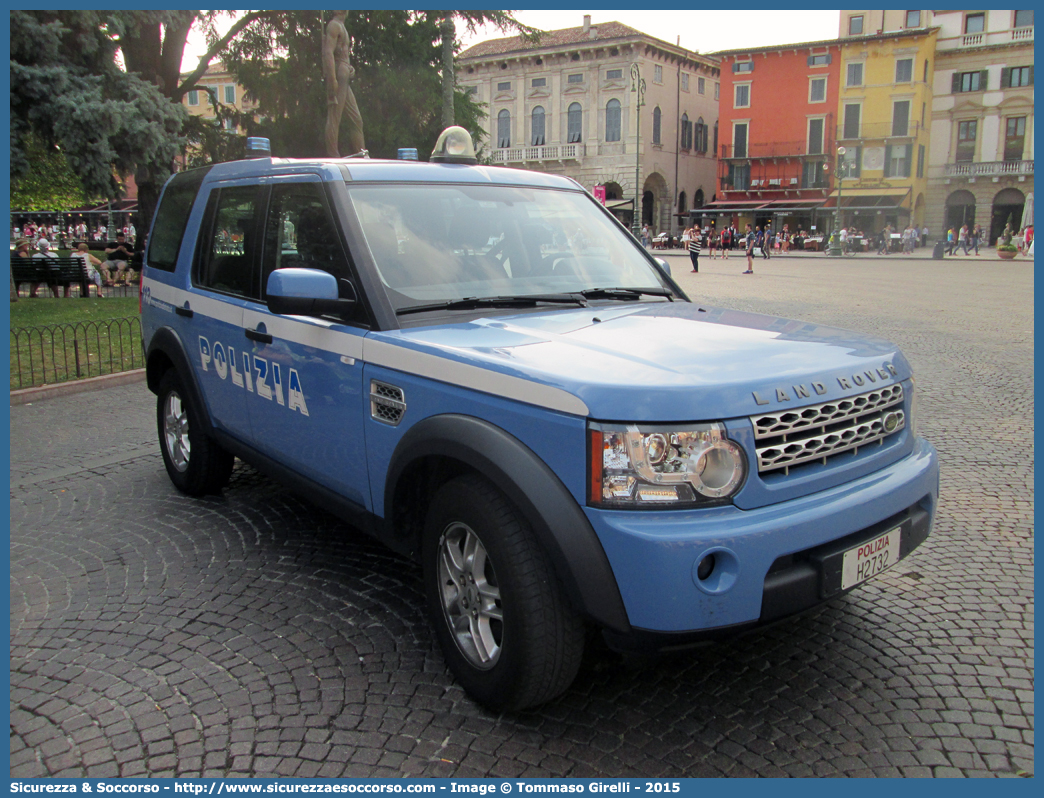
[707, 226, 717, 259]
[743, 224, 755, 274]
[971, 224, 981, 255]
[720, 226, 730, 259]
[688, 225, 701, 272]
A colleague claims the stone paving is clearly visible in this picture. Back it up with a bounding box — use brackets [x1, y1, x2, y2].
[10, 254, 1033, 778]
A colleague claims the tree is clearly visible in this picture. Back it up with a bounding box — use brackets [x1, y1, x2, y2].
[10, 10, 186, 220]
[10, 133, 100, 211]
[219, 11, 489, 160]
[420, 12, 538, 129]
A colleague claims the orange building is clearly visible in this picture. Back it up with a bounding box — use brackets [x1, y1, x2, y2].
[708, 38, 843, 236]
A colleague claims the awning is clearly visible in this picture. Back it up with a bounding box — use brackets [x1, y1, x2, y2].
[820, 187, 911, 212]
[605, 198, 634, 211]
[700, 201, 772, 214]
[758, 199, 826, 214]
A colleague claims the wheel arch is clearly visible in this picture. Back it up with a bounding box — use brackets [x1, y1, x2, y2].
[146, 326, 214, 436]
[385, 414, 631, 633]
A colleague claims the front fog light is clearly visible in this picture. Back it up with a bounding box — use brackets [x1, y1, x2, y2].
[589, 422, 747, 507]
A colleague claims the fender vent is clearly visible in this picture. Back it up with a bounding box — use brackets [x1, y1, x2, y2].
[370, 380, 406, 426]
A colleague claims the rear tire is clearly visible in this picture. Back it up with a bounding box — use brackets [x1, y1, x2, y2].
[422, 474, 584, 711]
[156, 369, 234, 496]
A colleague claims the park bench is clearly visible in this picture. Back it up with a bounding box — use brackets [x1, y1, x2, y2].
[11, 255, 91, 298]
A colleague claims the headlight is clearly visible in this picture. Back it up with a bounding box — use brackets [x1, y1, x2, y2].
[588, 422, 747, 508]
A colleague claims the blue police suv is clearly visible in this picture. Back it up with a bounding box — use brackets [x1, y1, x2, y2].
[140, 128, 939, 710]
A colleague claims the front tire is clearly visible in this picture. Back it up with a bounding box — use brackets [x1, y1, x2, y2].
[156, 369, 234, 496]
[423, 475, 584, 711]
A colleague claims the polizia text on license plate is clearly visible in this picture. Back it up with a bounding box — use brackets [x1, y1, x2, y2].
[841, 528, 901, 590]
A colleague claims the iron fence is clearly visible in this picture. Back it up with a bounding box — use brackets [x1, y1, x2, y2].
[10, 316, 143, 390]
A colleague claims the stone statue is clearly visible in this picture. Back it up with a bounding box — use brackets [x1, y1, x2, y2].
[323, 11, 365, 157]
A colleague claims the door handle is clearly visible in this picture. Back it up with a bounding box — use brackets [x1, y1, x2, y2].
[245, 327, 273, 344]
[175, 305, 193, 318]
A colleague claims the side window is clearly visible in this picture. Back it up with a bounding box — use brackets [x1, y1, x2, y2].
[262, 181, 366, 323]
[147, 168, 210, 272]
[197, 184, 262, 298]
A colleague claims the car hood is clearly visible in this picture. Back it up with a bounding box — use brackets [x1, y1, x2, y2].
[367, 302, 911, 420]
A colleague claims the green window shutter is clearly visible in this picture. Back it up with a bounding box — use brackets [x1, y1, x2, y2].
[1000, 68, 1011, 88]
[1030, 67, 1035, 86]
[979, 70, 989, 90]
[884, 145, 892, 177]
[951, 72, 961, 93]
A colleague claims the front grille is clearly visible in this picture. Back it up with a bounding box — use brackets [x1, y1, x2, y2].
[370, 380, 406, 426]
[751, 384, 904, 474]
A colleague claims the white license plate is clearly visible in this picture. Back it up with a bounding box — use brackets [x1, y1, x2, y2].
[841, 528, 901, 590]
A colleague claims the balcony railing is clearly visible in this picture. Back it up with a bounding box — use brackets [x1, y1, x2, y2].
[937, 27, 1033, 50]
[490, 143, 585, 164]
[719, 140, 834, 159]
[836, 122, 924, 142]
[945, 160, 1034, 178]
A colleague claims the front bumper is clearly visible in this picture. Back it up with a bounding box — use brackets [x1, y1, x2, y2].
[585, 436, 938, 643]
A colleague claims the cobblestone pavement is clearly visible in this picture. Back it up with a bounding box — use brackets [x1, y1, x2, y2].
[11, 255, 1033, 779]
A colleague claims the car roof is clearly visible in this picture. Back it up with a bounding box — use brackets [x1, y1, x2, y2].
[193, 156, 585, 191]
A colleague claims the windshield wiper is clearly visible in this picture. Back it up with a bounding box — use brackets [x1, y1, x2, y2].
[396, 293, 588, 316]
[578, 287, 675, 301]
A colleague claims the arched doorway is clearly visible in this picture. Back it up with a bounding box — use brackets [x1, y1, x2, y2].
[642, 190, 655, 227]
[642, 172, 670, 232]
[603, 181, 623, 201]
[945, 189, 976, 231]
[990, 187, 1025, 244]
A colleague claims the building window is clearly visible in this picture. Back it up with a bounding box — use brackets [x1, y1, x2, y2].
[187, 90, 199, 106]
[843, 103, 861, 139]
[801, 160, 825, 188]
[917, 144, 925, 177]
[965, 13, 985, 34]
[654, 65, 663, 83]
[895, 58, 913, 83]
[606, 69, 622, 80]
[884, 144, 911, 177]
[567, 102, 582, 143]
[807, 118, 824, 155]
[905, 10, 921, 28]
[1014, 10, 1034, 28]
[714, 82, 720, 100]
[531, 106, 545, 146]
[733, 61, 753, 74]
[733, 122, 747, 158]
[953, 70, 988, 92]
[1003, 66, 1033, 88]
[567, 73, 584, 84]
[1004, 117, 1027, 161]
[652, 106, 661, 144]
[849, 15, 864, 35]
[531, 78, 546, 88]
[464, 86, 478, 95]
[847, 63, 863, 87]
[713, 121, 718, 155]
[698, 77, 705, 95]
[808, 54, 830, 66]
[680, 113, 692, 150]
[956, 120, 977, 163]
[497, 109, 511, 148]
[728, 163, 751, 191]
[223, 118, 236, 132]
[696, 117, 707, 153]
[605, 99, 621, 142]
[681, 73, 689, 91]
[734, 83, 750, 108]
[809, 77, 827, 103]
[892, 100, 910, 136]
[224, 85, 236, 104]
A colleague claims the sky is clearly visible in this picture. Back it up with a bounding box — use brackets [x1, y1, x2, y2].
[182, 10, 842, 72]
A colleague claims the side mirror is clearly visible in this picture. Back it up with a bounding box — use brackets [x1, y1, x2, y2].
[266, 268, 356, 318]
[655, 257, 672, 277]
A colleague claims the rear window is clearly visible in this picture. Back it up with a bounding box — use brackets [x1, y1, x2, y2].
[146, 167, 211, 272]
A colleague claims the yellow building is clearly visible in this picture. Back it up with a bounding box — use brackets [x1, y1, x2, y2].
[831, 28, 937, 234]
[181, 62, 257, 134]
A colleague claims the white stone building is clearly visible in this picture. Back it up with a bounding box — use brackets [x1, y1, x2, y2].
[458, 16, 720, 235]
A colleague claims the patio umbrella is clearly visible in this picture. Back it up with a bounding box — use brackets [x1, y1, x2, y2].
[1021, 192, 1033, 232]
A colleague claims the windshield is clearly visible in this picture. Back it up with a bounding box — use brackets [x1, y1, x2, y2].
[346, 183, 673, 313]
